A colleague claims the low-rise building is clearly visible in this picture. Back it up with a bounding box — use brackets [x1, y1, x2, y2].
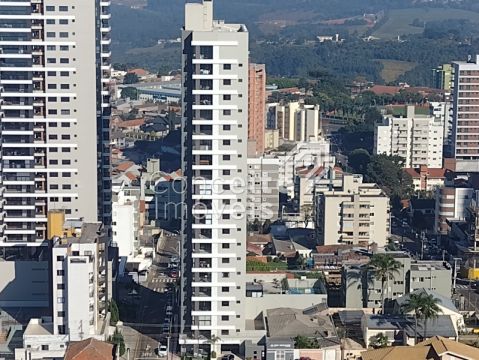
[315, 174, 390, 247]
[362, 314, 457, 348]
[264, 129, 279, 150]
[341, 253, 452, 309]
[434, 185, 476, 235]
[403, 165, 448, 192]
[361, 336, 479, 360]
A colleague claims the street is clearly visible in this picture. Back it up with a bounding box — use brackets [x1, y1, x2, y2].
[120, 233, 180, 359]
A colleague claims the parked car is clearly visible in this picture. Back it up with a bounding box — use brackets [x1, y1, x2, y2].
[157, 345, 167, 357]
[222, 354, 234, 360]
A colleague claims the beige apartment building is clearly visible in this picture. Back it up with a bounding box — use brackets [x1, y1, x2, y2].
[315, 174, 390, 247]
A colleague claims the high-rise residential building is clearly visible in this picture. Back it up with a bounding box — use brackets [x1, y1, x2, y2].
[294, 104, 320, 142]
[248, 63, 266, 155]
[452, 55, 479, 172]
[181, 0, 248, 353]
[374, 105, 444, 168]
[430, 101, 453, 151]
[433, 63, 453, 93]
[247, 157, 280, 223]
[0, 1, 112, 245]
[314, 174, 390, 248]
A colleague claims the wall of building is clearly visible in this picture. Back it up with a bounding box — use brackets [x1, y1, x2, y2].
[0, 261, 49, 307]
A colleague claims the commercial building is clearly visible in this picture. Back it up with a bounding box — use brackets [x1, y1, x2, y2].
[181, 0, 248, 353]
[248, 64, 266, 155]
[451, 55, 479, 172]
[374, 105, 444, 168]
[314, 174, 390, 248]
[247, 157, 280, 223]
[0, 0, 112, 244]
[341, 253, 452, 309]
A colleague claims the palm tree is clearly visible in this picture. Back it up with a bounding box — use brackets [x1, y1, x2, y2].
[368, 254, 402, 312]
[401, 291, 442, 344]
[207, 335, 221, 359]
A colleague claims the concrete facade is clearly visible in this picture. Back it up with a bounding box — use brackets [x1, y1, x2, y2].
[181, 0, 249, 351]
[0, 0, 112, 244]
[248, 64, 266, 155]
[374, 106, 444, 168]
[247, 157, 280, 223]
[452, 56, 479, 172]
[434, 186, 475, 234]
[341, 255, 452, 309]
[315, 174, 390, 248]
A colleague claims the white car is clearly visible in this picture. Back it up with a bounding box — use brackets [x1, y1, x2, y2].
[157, 345, 167, 357]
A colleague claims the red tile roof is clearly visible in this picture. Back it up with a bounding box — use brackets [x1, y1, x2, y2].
[116, 161, 135, 172]
[128, 68, 149, 77]
[369, 85, 401, 95]
[125, 172, 137, 181]
[117, 118, 145, 128]
[64, 338, 114, 360]
[403, 167, 447, 179]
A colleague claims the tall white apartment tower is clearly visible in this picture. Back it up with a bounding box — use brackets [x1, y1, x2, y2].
[0, 1, 112, 244]
[452, 55, 479, 172]
[180, 0, 248, 354]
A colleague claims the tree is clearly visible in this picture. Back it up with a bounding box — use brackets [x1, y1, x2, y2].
[301, 204, 313, 228]
[294, 252, 307, 270]
[401, 291, 442, 344]
[207, 335, 221, 359]
[110, 330, 126, 356]
[368, 254, 402, 312]
[366, 154, 413, 202]
[369, 333, 388, 348]
[108, 299, 120, 325]
[262, 219, 272, 234]
[348, 148, 371, 174]
[120, 86, 138, 100]
[124, 72, 139, 84]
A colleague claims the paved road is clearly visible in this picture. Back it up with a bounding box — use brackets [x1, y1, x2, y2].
[121, 235, 180, 359]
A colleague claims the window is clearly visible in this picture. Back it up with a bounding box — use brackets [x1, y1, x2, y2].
[62, 184, 71, 190]
[49, 135, 57, 140]
[221, 301, 229, 306]
[221, 315, 229, 321]
[48, 109, 58, 115]
[222, 170, 230, 176]
[50, 172, 58, 177]
[223, 184, 230, 191]
[223, 199, 231, 205]
[41, 345, 49, 351]
[47, 71, 56, 76]
[62, 173, 71, 178]
[223, 155, 230, 161]
[49, 160, 58, 165]
[61, 84, 70, 89]
[222, 258, 230, 264]
[57, 270, 64, 276]
[46, 32, 55, 38]
[56, 256, 64, 261]
[61, 122, 71, 127]
[61, 135, 70, 140]
[62, 148, 71, 152]
[222, 229, 230, 235]
[59, 19, 69, 25]
[223, 79, 231, 85]
[60, 45, 69, 51]
[48, 84, 57, 89]
[59, 5, 68, 11]
[223, 64, 231, 70]
[57, 311, 65, 317]
[222, 272, 230, 278]
[47, 58, 56, 64]
[46, 19, 55, 24]
[60, 58, 69, 64]
[222, 287, 229, 292]
[57, 284, 65, 290]
[223, 125, 231, 131]
[63, 197, 71, 202]
[60, 32, 69, 38]
[60, 71, 69, 76]
[61, 109, 71, 115]
[223, 110, 231, 116]
[223, 140, 231, 146]
[62, 160, 71, 165]
[221, 330, 230, 335]
[223, 94, 231, 101]
[222, 243, 230, 249]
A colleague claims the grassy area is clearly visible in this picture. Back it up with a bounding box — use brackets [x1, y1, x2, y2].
[246, 260, 288, 272]
[373, 8, 479, 39]
[112, 43, 181, 72]
[377, 59, 417, 83]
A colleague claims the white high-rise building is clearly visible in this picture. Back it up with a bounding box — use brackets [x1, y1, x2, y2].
[0, 1, 112, 245]
[374, 105, 443, 168]
[180, 0, 248, 354]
